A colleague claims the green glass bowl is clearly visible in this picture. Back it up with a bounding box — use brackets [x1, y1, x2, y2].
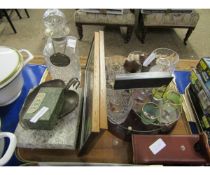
[140, 102, 160, 124]
[163, 90, 183, 107]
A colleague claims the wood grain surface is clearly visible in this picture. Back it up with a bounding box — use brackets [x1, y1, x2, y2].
[92, 32, 100, 132]
[99, 31, 108, 129]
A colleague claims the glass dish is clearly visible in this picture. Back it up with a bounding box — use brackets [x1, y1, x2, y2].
[106, 58, 124, 88]
[158, 102, 181, 125]
[141, 102, 160, 124]
[163, 90, 183, 109]
[149, 48, 179, 73]
[107, 88, 133, 125]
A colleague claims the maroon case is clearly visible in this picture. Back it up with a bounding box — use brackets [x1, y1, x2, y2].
[132, 134, 209, 165]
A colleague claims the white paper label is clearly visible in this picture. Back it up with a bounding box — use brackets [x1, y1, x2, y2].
[67, 39, 77, 48]
[143, 52, 156, 67]
[30, 106, 49, 123]
[149, 138, 166, 155]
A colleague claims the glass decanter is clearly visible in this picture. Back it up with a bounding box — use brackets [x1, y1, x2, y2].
[43, 9, 81, 83]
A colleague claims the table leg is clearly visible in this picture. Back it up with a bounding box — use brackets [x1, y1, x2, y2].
[76, 23, 83, 40]
[141, 26, 147, 44]
[24, 9, 30, 18]
[15, 9, 22, 19]
[184, 27, 194, 45]
[124, 26, 133, 43]
[136, 11, 146, 44]
[3, 10, 17, 33]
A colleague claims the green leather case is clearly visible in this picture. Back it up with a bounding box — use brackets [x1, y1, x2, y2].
[22, 87, 64, 130]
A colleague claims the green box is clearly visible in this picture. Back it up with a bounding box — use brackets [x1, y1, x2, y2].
[197, 57, 210, 82]
[190, 69, 210, 114]
[22, 87, 64, 130]
[201, 116, 210, 130]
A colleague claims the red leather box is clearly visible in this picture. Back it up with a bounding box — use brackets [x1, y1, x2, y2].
[132, 134, 209, 165]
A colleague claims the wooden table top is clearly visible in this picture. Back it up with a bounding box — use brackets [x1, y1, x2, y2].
[16, 56, 199, 164]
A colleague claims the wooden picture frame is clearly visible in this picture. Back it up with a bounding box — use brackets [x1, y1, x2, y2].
[78, 31, 107, 155]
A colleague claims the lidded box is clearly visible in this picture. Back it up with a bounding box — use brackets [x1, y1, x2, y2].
[22, 87, 64, 130]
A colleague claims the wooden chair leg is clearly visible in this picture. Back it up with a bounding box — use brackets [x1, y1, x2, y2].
[135, 17, 142, 43]
[184, 27, 194, 45]
[3, 9, 17, 33]
[138, 11, 147, 44]
[140, 26, 146, 44]
[15, 9, 22, 19]
[24, 9, 30, 18]
[76, 23, 83, 40]
[124, 26, 133, 43]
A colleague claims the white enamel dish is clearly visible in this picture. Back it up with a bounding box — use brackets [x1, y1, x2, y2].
[0, 46, 33, 106]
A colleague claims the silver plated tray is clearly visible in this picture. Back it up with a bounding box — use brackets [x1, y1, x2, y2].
[105, 56, 181, 139]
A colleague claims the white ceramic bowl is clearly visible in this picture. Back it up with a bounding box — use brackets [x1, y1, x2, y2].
[0, 47, 33, 106]
[0, 73, 24, 106]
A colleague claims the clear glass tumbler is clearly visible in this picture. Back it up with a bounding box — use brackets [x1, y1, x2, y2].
[107, 88, 133, 125]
